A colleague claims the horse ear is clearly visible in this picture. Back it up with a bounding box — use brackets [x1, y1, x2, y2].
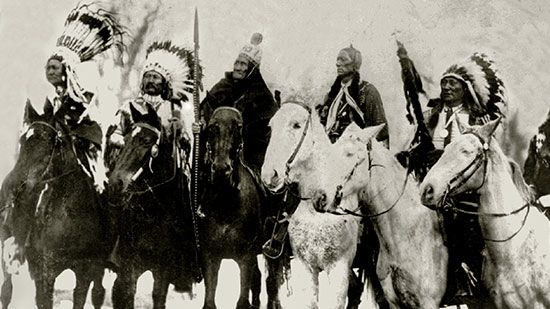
[360, 124, 386, 143]
[455, 116, 470, 134]
[129, 102, 143, 122]
[476, 117, 502, 141]
[24, 99, 40, 124]
[144, 104, 161, 129]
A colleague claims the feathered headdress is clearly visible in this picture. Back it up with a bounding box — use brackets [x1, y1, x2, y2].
[441, 53, 507, 117]
[50, 3, 124, 104]
[142, 41, 200, 102]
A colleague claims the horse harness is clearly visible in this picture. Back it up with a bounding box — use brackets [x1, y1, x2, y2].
[325, 141, 409, 219]
[438, 126, 533, 242]
[125, 122, 181, 196]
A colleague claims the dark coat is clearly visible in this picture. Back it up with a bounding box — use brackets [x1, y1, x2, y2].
[200, 69, 277, 173]
[316, 73, 389, 145]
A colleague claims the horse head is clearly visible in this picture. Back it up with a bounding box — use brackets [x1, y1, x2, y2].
[420, 118, 502, 209]
[312, 123, 386, 212]
[108, 103, 163, 195]
[534, 119, 550, 167]
[261, 101, 328, 193]
[205, 107, 243, 187]
[16, 100, 78, 189]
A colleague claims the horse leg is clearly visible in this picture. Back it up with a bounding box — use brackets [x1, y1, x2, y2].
[266, 256, 284, 309]
[112, 263, 138, 309]
[250, 257, 261, 308]
[0, 274, 11, 309]
[235, 256, 254, 309]
[34, 266, 56, 309]
[326, 260, 352, 309]
[0, 255, 13, 309]
[152, 269, 170, 309]
[203, 257, 221, 309]
[73, 265, 94, 309]
[291, 258, 319, 309]
[90, 265, 106, 309]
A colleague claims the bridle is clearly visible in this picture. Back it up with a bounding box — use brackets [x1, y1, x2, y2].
[437, 122, 532, 242]
[21, 121, 79, 184]
[204, 107, 245, 186]
[324, 140, 409, 218]
[283, 102, 312, 183]
[124, 122, 179, 196]
[266, 101, 313, 201]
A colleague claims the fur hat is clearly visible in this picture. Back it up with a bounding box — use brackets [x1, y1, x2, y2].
[239, 33, 263, 66]
[441, 53, 507, 115]
[50, 3, 125, 104]
[339, 44, 362, 71]
[142, 41, 199, 102]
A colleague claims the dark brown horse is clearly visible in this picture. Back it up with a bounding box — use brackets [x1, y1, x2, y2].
[108, 103, 199, 309]
[0, 101, 109, 309]
[200, 106, 284, 309]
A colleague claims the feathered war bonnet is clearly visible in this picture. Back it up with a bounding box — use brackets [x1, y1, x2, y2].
[441, 53, 507, 117]
[142, 41, 199, 102]
[49, 3, 125, 104]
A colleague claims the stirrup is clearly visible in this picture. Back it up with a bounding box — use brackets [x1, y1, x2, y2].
[263, 238, 285, 260]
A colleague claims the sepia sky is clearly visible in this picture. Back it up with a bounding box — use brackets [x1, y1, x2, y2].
[1, 0, 550, 180]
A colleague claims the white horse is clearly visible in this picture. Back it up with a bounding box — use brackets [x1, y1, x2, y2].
[313, 123, 448, 308]
[420, 118, 550, 308]
[261, 101, 377, 309]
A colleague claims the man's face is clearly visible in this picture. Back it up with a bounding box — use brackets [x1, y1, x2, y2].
[142, 70, 165, 96]
[440, 77, 465, 105]
[336, 50, 355, 78]
[45, 59, 65, 87]
[233, 55, 251, 80]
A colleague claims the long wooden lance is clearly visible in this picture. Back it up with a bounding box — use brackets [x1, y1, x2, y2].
[192, 8, 201, 212]
[190, 7, 202, 279]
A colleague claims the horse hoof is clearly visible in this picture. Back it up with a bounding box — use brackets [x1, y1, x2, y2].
[267, 300, 282, 309]
[236, 298, 252, 309]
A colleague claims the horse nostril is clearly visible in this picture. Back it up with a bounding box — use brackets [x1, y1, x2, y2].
[270, 169, 279, 184]
[422, 185, 434, 203]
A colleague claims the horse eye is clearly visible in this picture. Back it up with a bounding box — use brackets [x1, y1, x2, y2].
[292, 122, 301, 129]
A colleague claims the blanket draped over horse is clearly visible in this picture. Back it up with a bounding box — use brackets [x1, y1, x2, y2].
[421, 119, 550, 309]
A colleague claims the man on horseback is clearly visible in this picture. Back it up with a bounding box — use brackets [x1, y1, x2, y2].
[194, 32, 277, 175]
[316, 45, 389, 146]
[314, 45, 390, 308]
[106, 41, 199, 294]
[0, 3, 124, 220]
[106, 41, 194, 171]
[406, 54, 507, 305]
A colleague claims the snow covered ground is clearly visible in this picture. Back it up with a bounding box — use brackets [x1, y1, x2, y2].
[5, 256, 377, 308]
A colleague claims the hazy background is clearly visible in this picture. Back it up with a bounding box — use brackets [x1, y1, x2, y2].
[1, 0, 550, 181]
[1, 1, 550, 307]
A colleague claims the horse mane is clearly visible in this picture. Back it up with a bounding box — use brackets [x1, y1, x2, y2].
[485, 134, 536, 204]
[507, 159, 536, 204]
